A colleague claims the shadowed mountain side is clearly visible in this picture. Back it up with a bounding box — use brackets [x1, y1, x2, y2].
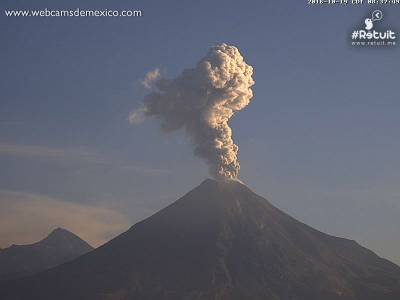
[0, 179, 399, 300]
[0, 228, 93, 280]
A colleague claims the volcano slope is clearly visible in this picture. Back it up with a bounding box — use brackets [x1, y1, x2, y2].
[1, 179, 399, 300]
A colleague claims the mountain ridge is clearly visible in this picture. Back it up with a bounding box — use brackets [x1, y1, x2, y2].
[1, 179, 399, 300]
[0, 227, 93, 281]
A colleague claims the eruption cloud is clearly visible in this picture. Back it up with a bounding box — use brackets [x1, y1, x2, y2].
[130, 44, 255, 179]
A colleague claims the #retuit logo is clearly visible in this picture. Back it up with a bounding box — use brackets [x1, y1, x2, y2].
[351, 10, 397, 47]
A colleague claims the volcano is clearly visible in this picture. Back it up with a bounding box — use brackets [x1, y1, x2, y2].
[1, 179, 400, 300]
[0, 228, 93, 280]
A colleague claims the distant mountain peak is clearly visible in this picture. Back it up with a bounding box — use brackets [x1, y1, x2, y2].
[45, 227, 74, 240]
[50, 227, 70, 235]
[43, 227, 91, 246]
[36, 227, 93, 250]
[0, 228, 93, 280]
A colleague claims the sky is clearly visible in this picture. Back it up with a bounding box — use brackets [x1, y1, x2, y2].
[0, 0, 399, 263]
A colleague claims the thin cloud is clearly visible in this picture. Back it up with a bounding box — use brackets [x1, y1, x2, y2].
[0, 143, 69, 158]
[0, 143, 103, 163]
[0, 190, 130, 248]
[0, 142, 169, 176]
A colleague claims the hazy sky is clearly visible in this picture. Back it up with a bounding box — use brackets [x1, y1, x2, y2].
[1, 0, 399, 263]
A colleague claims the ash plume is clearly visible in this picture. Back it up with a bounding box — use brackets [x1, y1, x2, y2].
[130, 44, 255, 179]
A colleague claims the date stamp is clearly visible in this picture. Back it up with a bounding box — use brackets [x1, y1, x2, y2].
[308, 0, 400, 5]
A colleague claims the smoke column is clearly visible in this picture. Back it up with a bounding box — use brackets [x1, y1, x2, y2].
[130, 43, 255, 179]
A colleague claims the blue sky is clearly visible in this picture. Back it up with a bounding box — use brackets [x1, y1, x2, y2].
[1, 0, 399, 263]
